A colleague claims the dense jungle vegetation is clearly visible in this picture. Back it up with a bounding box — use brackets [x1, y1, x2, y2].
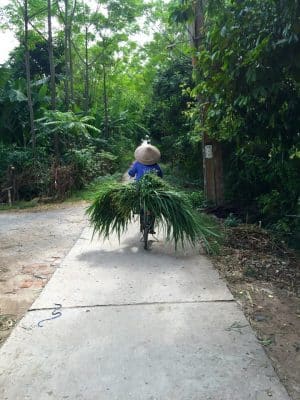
[0, 0, 299, 243]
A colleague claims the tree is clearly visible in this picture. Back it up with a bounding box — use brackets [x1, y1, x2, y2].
[88, 0, 144, 136]
[0, 68, 28, 146]
[56, 0, 77, 110]
[170, 0, 224, 205]
[24, 0, 36, 155]
[194, 0, 300, 226]
[47, 0, 56, 110]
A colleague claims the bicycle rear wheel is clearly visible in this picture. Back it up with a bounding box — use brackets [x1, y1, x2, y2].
[141, 211, 151, 250]
[143, 224, 150, 250]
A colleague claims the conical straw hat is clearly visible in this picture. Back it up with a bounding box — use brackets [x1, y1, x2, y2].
[134, 144, 161, 165]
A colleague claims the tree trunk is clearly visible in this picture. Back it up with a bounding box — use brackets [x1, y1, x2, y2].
[191, 0, 203, 62]
[84, 26, 89, 114]
[24, 0, 36, 156]
[47, 0, 56, 110]
[68, 27, 74, 110]
[64, 0, 70, 110]
[103, 64, 109, 138]
[193, 0, 224, 206]
[63, 0, 76, 110]
[47, 0, 59, 160]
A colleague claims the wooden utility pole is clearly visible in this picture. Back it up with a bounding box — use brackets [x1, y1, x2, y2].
[202, 133, 224, 205]
[192, 0, 224, 205]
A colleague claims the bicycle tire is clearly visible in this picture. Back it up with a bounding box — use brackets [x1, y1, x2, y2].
[143, 225, 150, 250]
[142, 211, 152, 250]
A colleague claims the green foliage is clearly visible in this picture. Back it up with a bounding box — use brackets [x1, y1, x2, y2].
[144, 53, 201, 177]
[1, 0, 298, 248]
[64, 147, 118, 189]
[0, 0, 158, 203]
[169, 1, 195, 24]
[189, 0, 300, 231]
[0, 71, 28, 145]
[162, 163, 202, 190]
[0, 144, 51, 200]
[35, 111, 107, 191]
[7, 34, 64, 81]
[224, 213, 241, 228]
[195, 1, 300, 144]
[148, 55, 192, 139]
[87, 173, 220, 251]
[185, 190, 205, 210]
[37, 111, 100, 140]
[67, 173, 123, 202]
[0, 199, 39, 211]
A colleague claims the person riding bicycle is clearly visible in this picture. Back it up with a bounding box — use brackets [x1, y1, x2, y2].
[128, 143, 163, 181]
[128, 141, 163, 234]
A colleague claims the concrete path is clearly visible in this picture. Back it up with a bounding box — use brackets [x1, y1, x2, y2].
[0, 223, 290, 400]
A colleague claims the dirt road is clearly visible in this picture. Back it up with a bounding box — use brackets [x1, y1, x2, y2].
[0, 202, 87, 344]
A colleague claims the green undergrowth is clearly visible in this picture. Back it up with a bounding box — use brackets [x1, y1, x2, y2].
[0, 173, 123, 211]
[161, 163, 202, 190]
[66, 172, 123, 202]
[0, 199, 39, 211]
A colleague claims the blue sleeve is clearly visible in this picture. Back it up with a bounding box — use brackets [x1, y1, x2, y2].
[128, 162, 137, 177]
[156, 165, 163, 178]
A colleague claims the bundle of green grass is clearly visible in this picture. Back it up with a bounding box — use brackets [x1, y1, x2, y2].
[87, 174, 220, 252]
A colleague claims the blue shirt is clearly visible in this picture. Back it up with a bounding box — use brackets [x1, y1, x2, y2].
[128, 161, 163, 181]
